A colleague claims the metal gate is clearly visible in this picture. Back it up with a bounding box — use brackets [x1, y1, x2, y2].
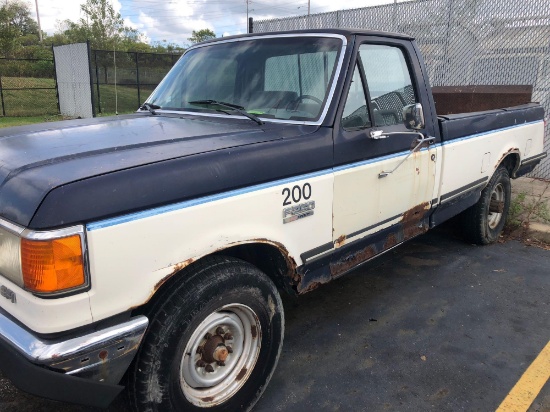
[253, 0, 550, 179]
[53, 42, 95, 119]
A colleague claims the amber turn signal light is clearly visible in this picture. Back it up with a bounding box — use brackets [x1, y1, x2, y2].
[21, 234, 85, 293]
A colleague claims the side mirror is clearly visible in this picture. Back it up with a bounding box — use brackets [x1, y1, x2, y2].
[403, 103, 425, 130]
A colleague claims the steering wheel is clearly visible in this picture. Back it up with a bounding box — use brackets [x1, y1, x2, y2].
[287, 94, 323, 111]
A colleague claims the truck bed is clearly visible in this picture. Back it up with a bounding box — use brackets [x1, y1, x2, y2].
[437, 103, 544, 142]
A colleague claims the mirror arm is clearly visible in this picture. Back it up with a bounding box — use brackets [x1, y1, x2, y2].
[377, 134, 436, 178]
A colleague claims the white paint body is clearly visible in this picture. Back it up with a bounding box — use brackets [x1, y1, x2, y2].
[0, 121, 544, 334]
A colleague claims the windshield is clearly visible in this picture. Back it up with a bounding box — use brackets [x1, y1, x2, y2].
[146, 36, 343, 122]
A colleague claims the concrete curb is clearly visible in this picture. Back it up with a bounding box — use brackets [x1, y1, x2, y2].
[526, 222, 550, 244]
[511, 177, 550, 243]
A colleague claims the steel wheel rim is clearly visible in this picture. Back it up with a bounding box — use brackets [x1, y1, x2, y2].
[180, 304, 261, 407]
[488, 183, 504, 229]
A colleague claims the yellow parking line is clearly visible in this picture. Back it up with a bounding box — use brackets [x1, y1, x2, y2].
[496, 340, 550, 412]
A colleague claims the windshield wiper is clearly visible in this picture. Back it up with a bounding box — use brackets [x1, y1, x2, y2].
[139, 103, 161, 115]
[189, 100, 264, 125]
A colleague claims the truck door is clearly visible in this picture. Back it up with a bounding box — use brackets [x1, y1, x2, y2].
[331, 37, 439, 264]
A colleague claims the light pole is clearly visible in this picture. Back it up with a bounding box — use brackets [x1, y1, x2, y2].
[35, 0, 43, 42]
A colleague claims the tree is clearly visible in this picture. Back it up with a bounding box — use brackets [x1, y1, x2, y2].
[0, 0, 39, 57]
[187, 29, 216, 45]
[59, 0, 140, 50]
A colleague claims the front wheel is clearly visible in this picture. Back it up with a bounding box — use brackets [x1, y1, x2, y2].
[129, 256, 284, 411]
[461, 166, 511, 245]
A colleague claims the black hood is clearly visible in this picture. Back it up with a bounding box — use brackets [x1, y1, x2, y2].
[0, 114, 331, 229]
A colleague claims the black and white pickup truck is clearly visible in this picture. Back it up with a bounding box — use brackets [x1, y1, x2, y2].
[0, 29, 546, 410]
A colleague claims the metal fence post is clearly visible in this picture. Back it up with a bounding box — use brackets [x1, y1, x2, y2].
[51, 44, 61, 115]
[248, 17, 253, 34]
[95, 50, 101, 114]
[135, 52, 141, 108]
[0, 74, 5, 116]
[87, 40, 97, 117]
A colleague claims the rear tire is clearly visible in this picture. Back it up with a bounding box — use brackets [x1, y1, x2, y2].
[129, 256, 284, 411]
[461, 166, 511, 245]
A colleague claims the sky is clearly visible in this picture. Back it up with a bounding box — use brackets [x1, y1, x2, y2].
[24, 0, 395, 46]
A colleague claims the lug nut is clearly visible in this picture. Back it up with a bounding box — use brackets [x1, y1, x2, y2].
[196, 360, 206, 368]
[205, 364, 215, 373]
[204, 332, 212, 340]
[224, 333, 233, 340]
[217, 361, 225, 366]
[227, 346, 233, 353]
[216, 326, 225, 335]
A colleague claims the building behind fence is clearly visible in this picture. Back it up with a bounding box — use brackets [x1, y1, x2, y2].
[253, 0, 550, 179]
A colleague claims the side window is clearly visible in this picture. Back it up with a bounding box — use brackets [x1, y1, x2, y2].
[359, 44, 417, 127]
[341, 64, 371, 130]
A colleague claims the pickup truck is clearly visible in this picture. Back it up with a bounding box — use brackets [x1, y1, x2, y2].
[0, 29, 546, 411]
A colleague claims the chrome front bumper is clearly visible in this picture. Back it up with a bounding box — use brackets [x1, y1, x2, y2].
[0, 308, 148, 385]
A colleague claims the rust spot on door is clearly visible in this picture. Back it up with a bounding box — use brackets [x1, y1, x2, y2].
[402, 202, 429, 223]
[335, 234, 346, 248]
[402, 202, 430, 240]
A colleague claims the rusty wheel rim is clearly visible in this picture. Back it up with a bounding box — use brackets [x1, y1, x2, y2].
[488, 182, 504, 229]
[180, 304, 261, 407]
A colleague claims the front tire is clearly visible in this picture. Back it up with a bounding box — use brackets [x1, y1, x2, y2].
[461, 166, 511, 245]
[129, 256, 284, 411]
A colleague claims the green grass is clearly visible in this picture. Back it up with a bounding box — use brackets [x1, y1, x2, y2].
[1, 77, 155, 117]
[1, 77, 58, 116]
[0, 115, 67, 128]
[94, 84, 155, 114]
[1, 77, 55, 88]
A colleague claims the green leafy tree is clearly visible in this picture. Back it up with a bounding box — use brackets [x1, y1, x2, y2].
[187, 29, 216, 45]
[59, 0, 139, 50]
[0, 0, 39, 57]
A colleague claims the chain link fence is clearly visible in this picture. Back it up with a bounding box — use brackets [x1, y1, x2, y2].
[0, 57, 58, 117]
[91, 50, 181, 114]
[254, 0, 550, 179]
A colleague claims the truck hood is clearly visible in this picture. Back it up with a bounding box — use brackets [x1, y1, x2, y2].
[0, 113, 326, 229]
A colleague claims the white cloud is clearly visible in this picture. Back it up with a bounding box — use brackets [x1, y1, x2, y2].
[25, 0, 82, 34]
[24, 0, 395, 46]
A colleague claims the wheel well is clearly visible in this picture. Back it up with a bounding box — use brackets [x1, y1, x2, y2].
[136, 242, 297, 318]
[499, 152, 520, 177]
[214, 242, 297, 295]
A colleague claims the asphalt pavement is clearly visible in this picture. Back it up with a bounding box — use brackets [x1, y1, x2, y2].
[1, 225, 549, 411]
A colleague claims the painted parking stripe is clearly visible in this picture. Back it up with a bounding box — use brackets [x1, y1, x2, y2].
[496, 340, 550, 412]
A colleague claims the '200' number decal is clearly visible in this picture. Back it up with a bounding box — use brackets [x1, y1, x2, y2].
[282, 183, 312, 206]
